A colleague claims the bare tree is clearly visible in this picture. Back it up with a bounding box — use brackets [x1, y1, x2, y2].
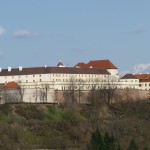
[62, 76, 86, 111]
[17, 85, 24, 103]
[2, 89, 20, 103]
[63, 76, 77, 108]
[40, 84, 49, 103]
[87, 77, 117, 130]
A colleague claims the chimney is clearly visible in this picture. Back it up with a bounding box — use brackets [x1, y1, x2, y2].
[45, 65, 47, 68]
[19, 66, 22, 71]
[8, 67, 11, 72]
[0, 67, 2, 72]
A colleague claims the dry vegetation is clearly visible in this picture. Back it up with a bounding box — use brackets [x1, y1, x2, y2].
[0, 98, 149, 149]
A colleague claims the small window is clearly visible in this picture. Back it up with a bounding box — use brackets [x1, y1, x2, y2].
[33, 75, 35, 77]
[40, 79, 42, 82]
[33, 80, 35, 82]
[39, 75, 41, 77]
[26, 80, 28, 83]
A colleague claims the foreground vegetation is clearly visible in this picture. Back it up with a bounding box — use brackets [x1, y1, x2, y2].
[0, 100, 149, 149]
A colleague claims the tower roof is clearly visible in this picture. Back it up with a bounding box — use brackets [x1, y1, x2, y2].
[57, 60, 65, 67]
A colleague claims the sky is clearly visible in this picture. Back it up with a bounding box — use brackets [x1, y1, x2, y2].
[0, 0, 150, 76]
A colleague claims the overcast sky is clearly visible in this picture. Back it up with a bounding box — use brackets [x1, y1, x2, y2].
[0, 0, 150, 76]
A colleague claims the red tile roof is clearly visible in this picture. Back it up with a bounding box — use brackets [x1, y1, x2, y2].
[4, 81, 20, 89]
[134, 74, 150, 82]
[74, 60, 118, 69]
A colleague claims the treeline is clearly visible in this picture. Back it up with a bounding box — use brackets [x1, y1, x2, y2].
[88, 128, 148, 150]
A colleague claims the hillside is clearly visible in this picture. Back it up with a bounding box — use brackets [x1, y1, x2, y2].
[0, 101, 149, 149]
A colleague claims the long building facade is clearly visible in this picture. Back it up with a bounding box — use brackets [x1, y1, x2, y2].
[0, 59, 147, 103]
[0, 60, 120, 90]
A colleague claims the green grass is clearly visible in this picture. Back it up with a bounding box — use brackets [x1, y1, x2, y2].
[45, 107, 86, 121]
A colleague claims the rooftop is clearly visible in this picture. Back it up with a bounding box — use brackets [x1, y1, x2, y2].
[134, 74, 150, 82]
[74, 60, 118, 69]
[0, 67, 110, 76]
[121, 74, 138, 79]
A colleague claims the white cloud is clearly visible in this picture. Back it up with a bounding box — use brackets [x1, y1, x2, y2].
[133, 63, 150, 74]
[13, 29, 40, 38]
[0, 26, 6, 36]
[120, 63, 150, 76]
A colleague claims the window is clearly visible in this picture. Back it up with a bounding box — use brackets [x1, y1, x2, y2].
[40, 79, 42, 82]
[39, 75, 41, 77]
[33, 80, 35, 82]
[33, 75, 35, 77]
[26, 80, 28, 83]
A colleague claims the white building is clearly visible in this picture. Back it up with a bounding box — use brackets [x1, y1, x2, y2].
[134, 74, 150, 90]
[120, 74, 139, 89]
[0, 60, 121, 103]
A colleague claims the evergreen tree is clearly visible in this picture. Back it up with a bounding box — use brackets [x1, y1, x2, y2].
[143, 146, 148, 150]
[103, 132, 115, 150]
[89, 128, 104, 150]
[116, 144, 121, 150]
[128, 139, 139, 150]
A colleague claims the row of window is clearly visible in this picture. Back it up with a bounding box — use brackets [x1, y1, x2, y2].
[5, 74, 42, 79]
[5, 79, 42, 84]
[122, 80, 138, 82]
[53, 78, 109, 82]
[53, 74, 109, 78]
[4, 74, 109, 80]
[139, 83, 150, 87]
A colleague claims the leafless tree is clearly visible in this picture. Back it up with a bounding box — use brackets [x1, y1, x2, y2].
[63, 76, 77, 108]
[17, 85, 24, 103]
[124, 87, 133, 101]
[62, 76, 86, 111]
[2, 89, 20, 103]
[87, 77, 117, 130]
[40, 84, 49, 103]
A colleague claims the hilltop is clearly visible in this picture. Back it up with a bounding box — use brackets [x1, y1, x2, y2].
[0, 101, 149, 149]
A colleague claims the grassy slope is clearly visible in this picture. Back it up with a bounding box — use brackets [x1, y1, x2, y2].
[0, 101, 149, 149]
